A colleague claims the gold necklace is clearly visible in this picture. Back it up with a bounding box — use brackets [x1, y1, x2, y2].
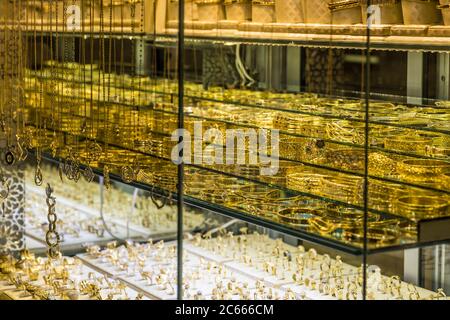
[34, 0, 46, 187]
[45, 183, 61, 259]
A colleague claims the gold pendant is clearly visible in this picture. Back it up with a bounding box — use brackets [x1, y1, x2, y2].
[83, 166, 95, 183]
[16, 138, 28, 161]
[121, 165, 134, 183]
[4, 149, 15, 165]
[35, 161, 43, 186]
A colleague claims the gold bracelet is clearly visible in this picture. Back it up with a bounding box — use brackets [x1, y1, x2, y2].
[398, 159, 450, 180]
[341, 224, 400, 246]
[320, 175, 364, 205]
[368, 179, 405, 212]
[384, 135, 431, 155]
[308, 216, 337, 235]
[287, 171, 329, 194]
[323, 148, 365, 172]
[394, 195, 449, 221]
[277, 207, 319, 227]
[326, 120, 365, 145]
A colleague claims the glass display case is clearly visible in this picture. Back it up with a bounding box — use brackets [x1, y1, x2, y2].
[0, 0, 449, 300]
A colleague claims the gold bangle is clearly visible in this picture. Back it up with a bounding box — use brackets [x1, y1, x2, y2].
[277, 207, 319, 226]
[326, 120, 365, 145]
[395, 196, 449, 221]
[241, 195, 304, 219]
[329, 0, 361, 12]
[252, 0, 275, 6]
[323, 148, 365, 172]
[384, 135, 431, 155]
[287, 171, 329, 194]
[368, 179, 405, 212]
[341, 224, 399, 246]
[368, 152, 398, 177]
[282, 137, 328, 163]
[236, 184, 278, 201]
[195, 0, 222, 4]
[308, 216, 337, 235]
[320, 175, 364, 205]
[441, 172, 450, 189]
[398, 159, 450, 181]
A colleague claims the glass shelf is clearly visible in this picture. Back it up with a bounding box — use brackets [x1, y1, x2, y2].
[26, 70, 450, 140]
[26, 74, 450, 172]
[24, 121, 449, 256]
[24, 72, 450, 197]
[34, 147, 450, 256]
[23, 96, 449, 198]
[22, 55, 450, 256]
[26, 70, 450, 137]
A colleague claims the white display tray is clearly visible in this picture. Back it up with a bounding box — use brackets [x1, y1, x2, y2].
[0, 258, 152, 300]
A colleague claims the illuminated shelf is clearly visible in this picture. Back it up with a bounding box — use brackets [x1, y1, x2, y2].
[29, 127, 450, 256]
[24, 84, 450, 196]
[27, 73, 450, 137]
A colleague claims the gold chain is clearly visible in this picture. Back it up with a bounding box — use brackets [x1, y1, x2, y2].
[45, 183, 61, 259]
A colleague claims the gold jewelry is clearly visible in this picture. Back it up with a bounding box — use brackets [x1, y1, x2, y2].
[277, 207, 318, 226]
[395, 195, 449, 221]
[398, 159, 450, 183]
[45, 183, 61, 259]
[430, 288, 447, 300]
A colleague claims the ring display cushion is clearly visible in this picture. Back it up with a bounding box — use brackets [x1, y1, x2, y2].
[401, 0, 442, 25]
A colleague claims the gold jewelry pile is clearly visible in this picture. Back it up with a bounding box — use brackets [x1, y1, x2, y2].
[19, 62, 449, 249]
[0, 250, 148, 300]
[2, 224, 447, 300]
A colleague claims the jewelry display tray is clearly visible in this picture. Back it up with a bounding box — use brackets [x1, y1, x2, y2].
[0, 259, 151, 300]
[77, 236, 441, 300]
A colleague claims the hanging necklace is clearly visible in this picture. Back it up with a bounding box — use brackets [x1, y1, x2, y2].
[49, 0, 59, 158]
[34, 0, 46, 186]
[3, 0, 13, 165]
[45, 183, 61, 259]
[17, 0, 29, 162]
[96, 0, 114, 184]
